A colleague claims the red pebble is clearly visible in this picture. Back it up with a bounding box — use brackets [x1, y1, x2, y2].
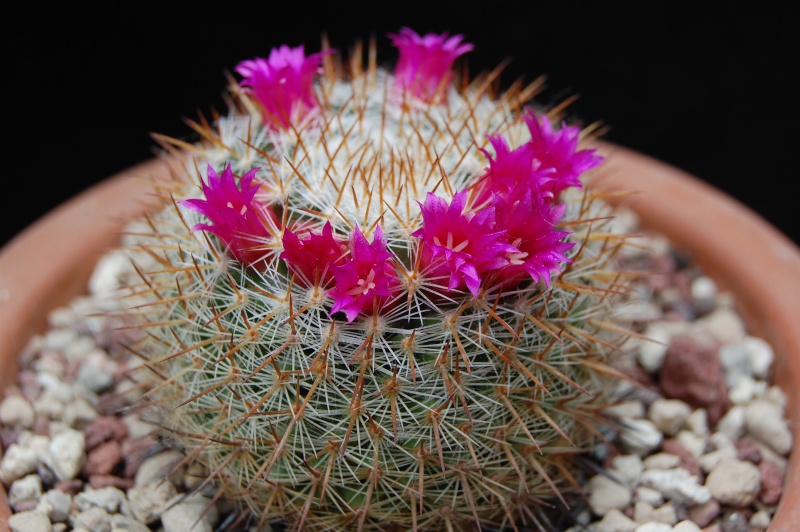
[758, 460, 783, 505]
[88, 474, 135, 490]
[83, 416, 128, 450]
[83, 439, 122, 475]
[734, 437, 762, 463]
[658, 336, 730, 426]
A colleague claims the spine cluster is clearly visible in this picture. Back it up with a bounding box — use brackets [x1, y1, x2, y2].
[120, 28, 634, 531]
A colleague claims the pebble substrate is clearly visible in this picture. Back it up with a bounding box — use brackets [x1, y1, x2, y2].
[0, 213, 793, 532]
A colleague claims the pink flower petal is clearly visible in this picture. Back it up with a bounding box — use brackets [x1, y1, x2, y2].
[180, 164, 278, 268]
[328, 226, 399, 322]
[389, 27, 473, 103]
[236, 45, 331, 130]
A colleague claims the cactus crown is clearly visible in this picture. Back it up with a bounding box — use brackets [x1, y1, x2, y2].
[120, 27, 635, 531]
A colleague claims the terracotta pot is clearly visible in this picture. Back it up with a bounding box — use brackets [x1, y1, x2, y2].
[1, 145, 798, 529]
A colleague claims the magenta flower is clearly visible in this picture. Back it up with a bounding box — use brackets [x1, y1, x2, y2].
[280, 221, 347, 288]
[235, 45, 329, 130]
[492, 185, 575, 288]
[388, 27, 473, 103]
[180, 164, 278, 268]
[412, 190, 516, 296]
[328, 226, 400, 322]
[472, 133, 552, 209]
[523, 110, 604, 198]
[473, 110, 604, 206]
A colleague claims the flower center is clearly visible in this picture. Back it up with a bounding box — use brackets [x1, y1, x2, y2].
[507, 238, 529, 265]
[226, 201, 248, 216]
[433, 231, 469, 252]
[347, 268, 377, 296]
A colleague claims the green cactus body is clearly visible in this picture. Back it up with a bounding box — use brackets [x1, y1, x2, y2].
[120, 39, 633, 531]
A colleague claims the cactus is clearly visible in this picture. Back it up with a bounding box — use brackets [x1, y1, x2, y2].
[118, 28, 635, 531]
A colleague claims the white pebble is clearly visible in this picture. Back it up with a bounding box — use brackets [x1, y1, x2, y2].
[634, 501, 677, 525]
[708, 431, 734, 451]
[672, 521, 702, 532]
[0, 394, 36, 428]
[45, 428, 85, 480]
[642, 453, 681, 471]
[135, 450, 186, 487]
[63, 396, 98, 427]
[0, 436, 49, 484]
[637, 326, 671, 373]
[8, 510, 51, 532]
[648, 399, 691, 436]
[70, 506, 113, 532]
[35, 373, 74, 403]
[728, 375, 758, 404]
[696, 307, 746, 344]
[719, 342, 749, 388]
[42, 328, 79, 351]
[8, 473, 43, 511]
[675, 430, 707, 459]
[619, 418, 663, 455]
[704, 458, 760, 507]
[764, 384, 788, 410]
[111, 514, 152, 532]
[160, 493, 219, 532]
[588, 474, 632, 516]
[749, 510, 772, 529]
[690, 276, 716, 311]
[743, 336, 773, 379]
[75, 349, 116, 393]
[595, 508, 638, 532]
[611, 454, 643, 486]
[716, 405, 745, 439]
[744, 399, 792, 455]
[605, 401, 646, 420]
[685, 409, 708, 436]
[128, 479, 178, 524]
[639, 468, 711, 505]
[33, 393, 65, 420]
[635, 486, 664, 507]
[633, 523, 671, 532]
[62, 335, 96, 361]
[47, 306, 78, 328]
[75, 486, 128, 514]
[36, 489, 72, 523]
[698, 446, 737, 473]
[122, 412, 161, 439]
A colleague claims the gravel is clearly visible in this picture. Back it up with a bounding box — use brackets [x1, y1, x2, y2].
[0, 219, 793, 531]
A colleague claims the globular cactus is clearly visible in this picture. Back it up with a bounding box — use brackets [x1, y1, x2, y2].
[119, 28, 635, 531]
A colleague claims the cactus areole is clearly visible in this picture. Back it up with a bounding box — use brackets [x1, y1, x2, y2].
[122, 27, 635, 531]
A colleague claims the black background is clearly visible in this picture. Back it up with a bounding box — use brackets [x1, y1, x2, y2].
[4, 4, 797, 248]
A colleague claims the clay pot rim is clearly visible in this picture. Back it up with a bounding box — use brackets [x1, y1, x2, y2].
[1, 143, 798, 527]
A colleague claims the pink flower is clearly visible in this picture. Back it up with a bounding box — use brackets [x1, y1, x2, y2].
[522, 110, 604, 198]
[472, 134, 552, 209]
[280, 221, 347, 288]
[235, 45, 329, 130]
[492, 185, 575, 288]
[412, 190, 516, 296]
[328, 226, 399, 322]
[473, 110, 604, 206]
[180, 164, 278, 268]
[388, 27, 473, 103]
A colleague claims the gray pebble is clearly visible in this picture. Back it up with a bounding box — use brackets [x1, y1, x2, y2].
[36, 489, 72, 523]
